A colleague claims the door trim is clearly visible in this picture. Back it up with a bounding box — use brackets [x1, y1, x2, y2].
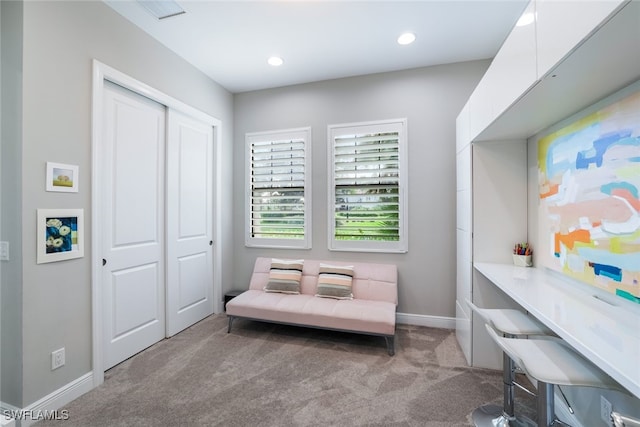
[91, 59, 223, 387]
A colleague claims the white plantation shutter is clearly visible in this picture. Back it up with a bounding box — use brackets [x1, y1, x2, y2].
[329, 120, 407, 253]
[246, 128, 311, 248]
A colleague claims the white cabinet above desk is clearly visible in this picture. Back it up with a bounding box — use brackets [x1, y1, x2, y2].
[461, 0, 631, 145]
[455, 0, 640, 368]
[535, 0, 626, 79]
[474, 262, 640, 400]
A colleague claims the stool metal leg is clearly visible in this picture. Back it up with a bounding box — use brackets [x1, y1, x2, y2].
[504, 351, 515, 416]
[472, 349, 536, 427]
[537, 381, 555, 427]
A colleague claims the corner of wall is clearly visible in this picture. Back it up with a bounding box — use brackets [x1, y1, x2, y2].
[0, 0, 24, 409]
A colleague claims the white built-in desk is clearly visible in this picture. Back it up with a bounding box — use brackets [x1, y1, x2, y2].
[474, 262, 640, 399]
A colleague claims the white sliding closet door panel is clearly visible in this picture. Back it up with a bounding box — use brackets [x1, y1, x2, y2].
[166, 109, 214, 336]
[102, 83, 166, 369]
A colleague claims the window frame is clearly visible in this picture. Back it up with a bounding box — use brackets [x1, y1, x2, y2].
[245, 127, 312, 249]
[327, 119, 408, 253]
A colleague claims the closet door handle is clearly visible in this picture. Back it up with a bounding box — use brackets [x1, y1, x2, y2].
[209, 240, 213, 246]
[102, 258, 107, 266]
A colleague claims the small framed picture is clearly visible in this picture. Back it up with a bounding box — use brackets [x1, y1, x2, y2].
[46, 162, 79, 193]
[37, 208, 84, 264]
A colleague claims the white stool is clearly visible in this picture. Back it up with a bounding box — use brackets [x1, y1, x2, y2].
[467, 300, 552, 427]
[485, 324, 625, 426]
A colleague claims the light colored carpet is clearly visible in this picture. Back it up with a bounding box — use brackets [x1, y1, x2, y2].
[38, 314, 536, 426]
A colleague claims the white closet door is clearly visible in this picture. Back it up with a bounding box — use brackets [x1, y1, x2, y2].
[102, 82, 166, 369]
[166, 109, 214, 336]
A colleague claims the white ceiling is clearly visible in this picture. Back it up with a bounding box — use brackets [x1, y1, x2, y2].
[104, 0, 529, 93]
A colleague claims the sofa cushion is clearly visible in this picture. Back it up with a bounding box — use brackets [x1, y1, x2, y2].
[315, 263, 354, 299]
[264, 258, 304, 294]
[226, 290, 396, 336]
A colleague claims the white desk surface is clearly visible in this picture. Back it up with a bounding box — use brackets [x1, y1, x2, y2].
[474, 262, 640, 399]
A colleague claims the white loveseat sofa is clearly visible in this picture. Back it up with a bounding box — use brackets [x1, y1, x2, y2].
[226, 257, 398, 355]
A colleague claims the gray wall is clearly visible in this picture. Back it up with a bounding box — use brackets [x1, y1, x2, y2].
[233, 61, 489, 316]
[18, 0, 233, 406]
[1, 0, 24, 409]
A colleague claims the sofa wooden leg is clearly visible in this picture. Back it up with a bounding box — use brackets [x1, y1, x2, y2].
[227, 316, 235, 333]
[385, 336, 395, 356]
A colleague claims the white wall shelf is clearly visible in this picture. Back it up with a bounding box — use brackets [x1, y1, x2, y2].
[474, 262, 640, 399]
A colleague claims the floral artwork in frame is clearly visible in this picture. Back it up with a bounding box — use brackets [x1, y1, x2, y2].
[37, 209, 84, 264]
[46, 162, 79, 193]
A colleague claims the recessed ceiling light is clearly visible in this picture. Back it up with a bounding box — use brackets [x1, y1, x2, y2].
[138, 0, 185, 20]
[397, 32, 416, 45]
[516, 12, 535, 27]
[268, 56, 284, 67]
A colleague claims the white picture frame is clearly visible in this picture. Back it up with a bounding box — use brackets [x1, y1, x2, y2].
[46, 162, 79, 193]
[37, 208, 84, 264]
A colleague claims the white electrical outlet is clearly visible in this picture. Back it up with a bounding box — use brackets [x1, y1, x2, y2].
[600, 395, 612, 425]
[51, 347, 65, 370]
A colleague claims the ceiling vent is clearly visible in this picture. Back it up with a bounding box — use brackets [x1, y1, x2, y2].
[138, 0, 185, 20]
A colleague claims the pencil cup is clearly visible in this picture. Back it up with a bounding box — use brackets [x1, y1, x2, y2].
[512, 254, 532, 267]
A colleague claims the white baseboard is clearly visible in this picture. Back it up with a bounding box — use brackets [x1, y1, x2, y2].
[396, 312, 456, 329]
[2, 401, 21, 427]
[19, 372, 93, 427]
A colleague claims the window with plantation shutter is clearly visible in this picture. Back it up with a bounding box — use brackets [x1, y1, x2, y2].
[246, 128, 311, 249]
[328, 119, 407, 253]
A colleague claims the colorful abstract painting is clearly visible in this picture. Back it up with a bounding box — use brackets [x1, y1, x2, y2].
[538, 89, 640, 304]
